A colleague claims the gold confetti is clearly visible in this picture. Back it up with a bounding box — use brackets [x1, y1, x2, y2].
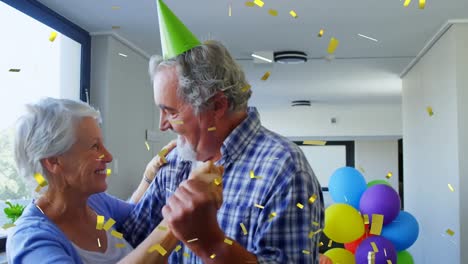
[224, 238, 233, 245]
[296, 203, 304, 209]
[214, 177, 222, 186]
[261, 71, 271, 81]
[210, 254, 216, 259]
[96, 215, 105, 230]
[249, 170, 263, 179]
[319, 241, 324, 247]
[103, 218, 116, 231]
[34, 173, 48, 187]
[240, 223, 248, 235]
[289, 10, 298, 18]
[312, 221, 319, 227]
[228, 3, 232, 16]
[170, 120, 184, 125]
[387, 260, 393, 264]
[359, 166, 366, 173]
[448, 184, 455, 192]
[98, 154, 105, 159]
[187, 238, 199, 243]
[145, 141, 150, 151]
[371, 242, 379, 252]
[9, 69, 21, 72]
[35, 185, 43, 193]
[386, 172, 393, 179]
[308, 194, 317, 204]
[112, 26, 121, 30]
[241, 84, 251, 92]
[302, 140, 326, 146]
[111, 230, 123, 239]
[419, 0, 425, 9]
[158, 148, 169, 164]
[370, 214, 384, 235]
[115, 243, 126, 248]
[302, 250, 310, 255]
[49, 31, 58, 42]
[363, 214, 370, 225]
[327, 37, 339, 54]
[2, 223, 15, 229]
[268, 212, 277, 221]
[97, 238, 101, 248]
[446, 228, 455, 236]
[245, 1, 255, 7]
[207, 127, 217, 131]
[426, 106, 434, 116]
[174, 245, 182, 252]
[106, 168, 112, 176]
[403, 0, 411, 7]
[183, 252, 190, 258]
[148, 244, 167, 256]
[384, 248, 388, 257]
[111, 6, 121, 10]
[308, 230, 321, 239]
[253, 0, 264, 7]
[328, 240, 333, 247]
[157, 226, 168, 231]
[254, 204, 265, 209]
[368, 252, 376, 264]
[318, 29, 324, 37]
[268, 9, 278, 16]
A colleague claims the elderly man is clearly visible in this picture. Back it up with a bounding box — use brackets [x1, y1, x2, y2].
[122, 1, 324, 263]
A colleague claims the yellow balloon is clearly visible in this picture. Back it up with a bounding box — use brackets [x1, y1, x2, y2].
[324, 248, 356, 264]
[324, 203, 364, 243]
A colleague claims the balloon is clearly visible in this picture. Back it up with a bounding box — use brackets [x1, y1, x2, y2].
[397, 251, 415, 264]
[359, 184, 400, 225]
[355, 236, 397, 264]
[324, 248, 356, 264]
[381, 211, 419, 251]
[324, 203, 365, 243]
[328, 167, 367, 209]
[344, 224, 372, 254]
[366, 179, 391, 188]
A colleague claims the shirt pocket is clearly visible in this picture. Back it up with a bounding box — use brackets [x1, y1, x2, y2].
[218, 202, 258, 251]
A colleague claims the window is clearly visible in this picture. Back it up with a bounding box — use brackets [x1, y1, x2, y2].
[0, 0, 90, 242]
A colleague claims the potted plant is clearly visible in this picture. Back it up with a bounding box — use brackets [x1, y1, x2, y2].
[3, 201, 25, 229]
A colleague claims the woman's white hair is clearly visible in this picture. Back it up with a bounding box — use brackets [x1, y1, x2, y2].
[14, 97, 101, 188]
[148, 40, 252, 114]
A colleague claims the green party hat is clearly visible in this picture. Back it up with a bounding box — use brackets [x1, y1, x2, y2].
[157, 0, 201, 59]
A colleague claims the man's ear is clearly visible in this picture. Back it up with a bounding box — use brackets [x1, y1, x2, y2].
[212, 92, 229, 120]
[41, 157, 61, 175]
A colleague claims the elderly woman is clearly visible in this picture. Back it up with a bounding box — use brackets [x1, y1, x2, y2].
[6, 97, 222, 263]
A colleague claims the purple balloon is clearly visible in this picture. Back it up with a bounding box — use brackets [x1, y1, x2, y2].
[359, 184, 400, 225]
[355, 236, 397, 264]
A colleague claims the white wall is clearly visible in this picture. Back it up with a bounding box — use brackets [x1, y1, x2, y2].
[355, 140, 399, 189]
[90, 35, 170, 199]
[402, 24, 468, 264]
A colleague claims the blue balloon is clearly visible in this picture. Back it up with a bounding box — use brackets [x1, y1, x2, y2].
[328, 167, 367, 209]
[381, 211, 419, 251]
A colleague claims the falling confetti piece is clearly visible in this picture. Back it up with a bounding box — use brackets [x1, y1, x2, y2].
[106, 168, 112, 176]
[245, 1, 255, 7]
[446, 229, 455, 236]
[240, 223, 248, 235]
[183, 252, 190, 258]
[35, 185, 43, 193]
[254, 204, 265, 209]
[268, 9, 278, 16]
[170, 120, 184, 125]
[371, 242, 379, 252]
[96, 215, 105, 230]
[249, 170, 263, 179]
[328, 240, 333, 247]
[318, 29, 324, 37]
[158, 148, 169, 164]
[241, 84, 251, 92]
[224, 238, 233, 245]
[111, 230, 123, 239]
[9, 69, 21, 72]
[419, 0, 425, 9]
[207, 127, 217, 131]
[2, 223, 15, 229]
[363, 214, 370, 225]
[303, 140, 326, 146]
[327, 37, 339, 54]
[145, 141, 150, 151]
[296, 203, 304, 209]
[370, 214, 384, 235]
[319, 241, 324, 247]
[261, 71, 271, 81]
[98, 154, 105, 159]
[174, 245, 182, 252]
[358, 33, 379, 42]
[115, 243, 126, 248]
[253, 0, 264, 7]
[368, 252, 376, 264]
[157, 226, 168, 231]
[49, 31, 58, 42]
[111, 6, 121, 10]
[448, 184, 455, 192]
[228, 3, 232, 16]
[426, 106, 434, 116]
[302, 250, 310, 255]
[386, 172, 393, 179]
[308, 194, 317, 204]
[268, 212, 277, 221]
[213, 177, 222, 186]
[387, 260, 393, 264]
[187, 238, 199, 243]
[312, 221, 319, 226]
[112, 26, 121, 30]
[103, 218, 116, 231]
[289, 10, 298, 18]
[210, 254, 216, 259]
[403, 0, 411, 7]
[148, 244, 167, 256]
[34, 173, 48, 187]
[97, 238, 101, 248]
[384, 248, 388, 257]
[359, 166, 366, 173]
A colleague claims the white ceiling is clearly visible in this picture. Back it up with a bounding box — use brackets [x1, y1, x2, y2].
[37, 0, 468, 106]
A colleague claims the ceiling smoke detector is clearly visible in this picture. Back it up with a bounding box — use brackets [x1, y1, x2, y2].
[274, 51, 307, 64]
[291, 100, 311, 107]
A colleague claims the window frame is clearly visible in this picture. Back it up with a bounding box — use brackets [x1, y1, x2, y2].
[0, 0, 90, 252]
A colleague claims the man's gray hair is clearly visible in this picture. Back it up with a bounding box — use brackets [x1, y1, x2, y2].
[149, 40, 252, 113]
[14, 97, 101, 185]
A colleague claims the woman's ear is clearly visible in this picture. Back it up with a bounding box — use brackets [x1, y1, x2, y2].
[41, 157, 60, 175]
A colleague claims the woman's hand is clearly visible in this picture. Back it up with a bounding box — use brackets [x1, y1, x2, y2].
[188, 161, 224, 209]
[143, 140, 177, 182]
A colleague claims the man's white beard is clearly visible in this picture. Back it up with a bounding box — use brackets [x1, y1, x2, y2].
[177, 136, 203, 169]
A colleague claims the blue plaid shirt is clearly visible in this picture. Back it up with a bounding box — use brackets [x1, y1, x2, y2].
[122, 107, 324, 263]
